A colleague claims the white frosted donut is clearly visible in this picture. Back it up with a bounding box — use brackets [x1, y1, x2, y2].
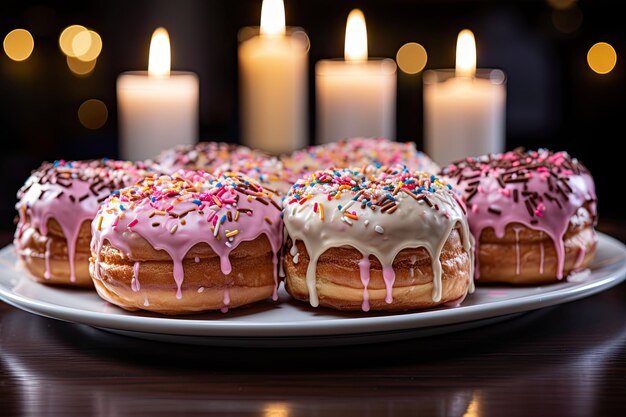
[283, 165, 474, 311]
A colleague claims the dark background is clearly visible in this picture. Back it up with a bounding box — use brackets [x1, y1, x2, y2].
[1, 0, 624, 234]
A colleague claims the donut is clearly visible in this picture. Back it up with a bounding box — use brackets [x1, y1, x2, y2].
[154, 142, 289, 194]
[441, 148, 597, 284]
[281, 137, 440, 183]
[282, 165, 474, 311]
[14, 160, 148, 286]
[89, 170, 283, 314]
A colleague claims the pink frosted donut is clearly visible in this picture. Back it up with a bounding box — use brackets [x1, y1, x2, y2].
[441, 148, 597, 284]
[90, 170, 283, 314]
[14, 159, 150, 286]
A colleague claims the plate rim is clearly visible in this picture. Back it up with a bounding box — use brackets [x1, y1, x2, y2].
[1, 232, 625, 338]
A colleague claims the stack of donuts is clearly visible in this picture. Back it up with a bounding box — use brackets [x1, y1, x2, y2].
[14, 139, 598, 314]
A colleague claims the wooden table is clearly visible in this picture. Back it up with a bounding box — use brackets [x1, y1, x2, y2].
[2, 223, 626, 416]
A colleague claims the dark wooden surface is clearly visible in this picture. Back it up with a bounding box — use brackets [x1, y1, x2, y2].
[2, 222, 626, 416]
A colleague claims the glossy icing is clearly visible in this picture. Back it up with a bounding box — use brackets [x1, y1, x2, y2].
[14, 159, 147, 282]
[91, 170, 283, 304]
[441, 149, 597, 279]
[283, 165, 474, 309]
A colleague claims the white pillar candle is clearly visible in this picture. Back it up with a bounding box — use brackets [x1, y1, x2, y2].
[424, 29, 506, 166]
[315, 9, 397, 145]
[238, 0, 308, 155]
[117, 28, 199, 161]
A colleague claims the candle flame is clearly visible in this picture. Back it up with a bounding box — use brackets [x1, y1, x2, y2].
[260, 0, 286, 36]
[456, 29, 476, 78]
[345, 9, 368, 61]
[148, 27, 171, 78]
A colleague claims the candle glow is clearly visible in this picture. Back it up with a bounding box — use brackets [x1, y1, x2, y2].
[238, 0, 308, 154]
[456, 29, 476, 78]
[315, 9, 396, 143]
[148, 28, 171, 78]
[260, 0, 286, 36]
[345, 9, 368, 61]
[424, 29, 506, 166]
[117, 26, 198, 160]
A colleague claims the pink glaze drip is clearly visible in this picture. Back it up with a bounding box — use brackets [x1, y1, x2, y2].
[14, 160, 145, 283]
[25, 184, 93, 283]
[44, 239, 52, 279]
[131, 261, 140, 292]
[220, 287, 230, 312]
[91, 171, 283, 305]
[442, 150, 596, 280]
[219, 256, 232, 277]
[358, 256, 371, 312]
[514, 227, 522, 276]
[66, 231, 78, 282]
[271, 252, 279, 301]
[539, 237, 544, 274]
[382, 265, 396, 304]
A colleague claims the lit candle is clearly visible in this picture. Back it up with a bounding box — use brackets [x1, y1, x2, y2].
[315, 9, 397, 144]
[238, 0, 309, 154]
[117, 28, 199, 161]
[423, 29, 506, 166]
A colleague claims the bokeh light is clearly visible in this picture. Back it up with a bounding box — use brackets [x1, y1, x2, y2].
[59, 25, 88, 57]
[67, 56, 97, 76]
[72, 30, 101, 61]
[396, 42, 428, 74]
[587, 42, 617, 74]
[59, 25, 102, 64]
[3, 29, 35, 61]
[78, 99, 108, 129]
[71, 30, 92, 57]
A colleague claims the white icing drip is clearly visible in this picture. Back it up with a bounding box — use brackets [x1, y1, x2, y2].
[358, 255, 371, 311]
[284, 183, 474, 308]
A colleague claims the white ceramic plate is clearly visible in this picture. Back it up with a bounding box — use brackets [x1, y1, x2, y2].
[1, 233, 625, 347]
